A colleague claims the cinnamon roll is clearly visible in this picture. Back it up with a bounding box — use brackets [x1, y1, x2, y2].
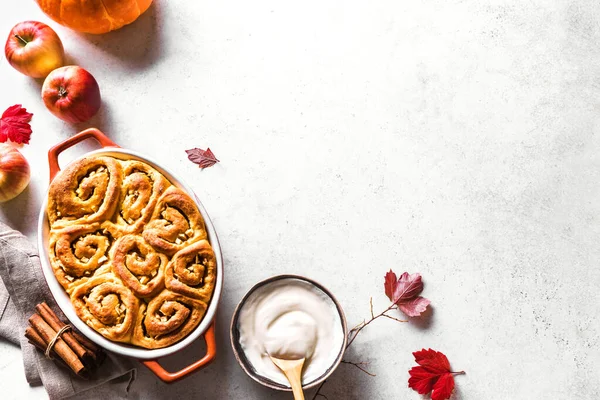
[132, 290, 208, 349]
[165, 240, 216, 303]
[104, 160, 169, 235]
[110, 235, 167, 298]
[143, 186, 207, 255]
[70, 274, 139, 343]
[48, 224, 113, 292]
[47, 156, 122, 229]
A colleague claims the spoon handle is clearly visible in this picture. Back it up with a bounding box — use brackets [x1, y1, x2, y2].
[287, 374, 305, 400]
[269, 356, 306, 400]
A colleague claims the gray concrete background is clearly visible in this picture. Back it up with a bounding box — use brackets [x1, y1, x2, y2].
[1, 1, 599, 399]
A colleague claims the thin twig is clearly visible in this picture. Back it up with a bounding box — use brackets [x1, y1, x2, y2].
[314, 298, 405, 398]
[341, 360, 376, 377]
[346, 301, 396, 348]
[381, 313, 408, 323]
[348, 319, 365, 337]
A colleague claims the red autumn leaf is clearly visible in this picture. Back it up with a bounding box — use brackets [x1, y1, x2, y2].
[185, 147, 220, 169]
[394, 272, 424, 302]
[397, 296, 431, 317]
[413, 348, 450, 373]
[408, 349, 464, 400]
[383, 270, 430, 317]
[384, 270, 397, 301]
[0, 104, 33, 144]
[408, 366, 437, 395]
[431, 372, 455, 400]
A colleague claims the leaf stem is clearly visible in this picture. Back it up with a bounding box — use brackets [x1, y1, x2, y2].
[450, 371, 466, 375]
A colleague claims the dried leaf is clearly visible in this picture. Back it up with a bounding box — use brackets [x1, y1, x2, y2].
[0, 104, 33, 144]
[383, 270, 430, 317]
[185, 147, 220, 169]
[397, 296, 431, 317]
[384, 270, 397, 302]
[393, 272, 424, 303]
[408, 349, 463, 400]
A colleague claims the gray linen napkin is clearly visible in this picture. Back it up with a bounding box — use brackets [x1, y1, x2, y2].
[0, 222, 137, 399]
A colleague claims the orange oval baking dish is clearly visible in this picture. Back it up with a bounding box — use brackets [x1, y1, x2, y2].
[37, 128, 224, 383]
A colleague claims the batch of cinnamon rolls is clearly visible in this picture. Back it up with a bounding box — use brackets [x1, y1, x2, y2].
[47, 155, 216, 349]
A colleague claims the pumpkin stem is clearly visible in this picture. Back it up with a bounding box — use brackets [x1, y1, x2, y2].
[14, 34, 29, 46]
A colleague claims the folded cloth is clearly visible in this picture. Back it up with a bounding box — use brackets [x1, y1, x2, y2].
[0, 222, 137, 399]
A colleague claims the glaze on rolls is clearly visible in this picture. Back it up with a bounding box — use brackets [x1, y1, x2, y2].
[46, 155, 217, 349]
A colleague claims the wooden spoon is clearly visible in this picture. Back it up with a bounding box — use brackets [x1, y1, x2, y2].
[270, 356, 306, 400]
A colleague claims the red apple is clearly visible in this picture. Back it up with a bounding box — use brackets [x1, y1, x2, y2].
[4, 21, 64, 78]
[42, 66, 101, 124]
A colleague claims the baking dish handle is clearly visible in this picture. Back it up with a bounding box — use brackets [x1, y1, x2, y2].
[142, 322, 217, 383]
[48, 128, 120, 181]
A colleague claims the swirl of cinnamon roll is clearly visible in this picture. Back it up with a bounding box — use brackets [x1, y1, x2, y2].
[132, 290, 207, 349]
[48, 224, 113, 292]
[71, 274, 139, 343]
[47, 156, 123, 229]
[110, 235, 167, 298]
[142, 187, 207, 256]
[104, 160, 169, 235]
[165, 240, 216, 303]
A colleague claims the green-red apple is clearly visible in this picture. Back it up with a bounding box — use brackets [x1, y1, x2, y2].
[4, 21, 64, 78]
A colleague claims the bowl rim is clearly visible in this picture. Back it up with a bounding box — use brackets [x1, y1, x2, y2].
[229, 274, 348, 391]
[37, 147, 224, 360]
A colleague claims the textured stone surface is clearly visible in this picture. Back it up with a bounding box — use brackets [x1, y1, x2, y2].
[1, 1, 600, 399]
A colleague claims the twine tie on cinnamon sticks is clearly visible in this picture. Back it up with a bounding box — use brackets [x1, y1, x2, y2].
[25, 302, 105, 378]
[45, 324, 72, 359]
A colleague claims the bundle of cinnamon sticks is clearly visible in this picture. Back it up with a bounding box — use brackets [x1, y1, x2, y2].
[25, 302, 105, 378]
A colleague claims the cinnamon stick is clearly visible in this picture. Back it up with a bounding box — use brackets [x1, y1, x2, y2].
[35, 303, 95, 363]
[36, 303, 94, 365]
[29, 313, 86, 376]
[70, 331, 99, 353]
[25, 326, 54, 356]
[36, 303, 104, 365]
[25, 327, 69, 369]
[71, 331, 106, 366]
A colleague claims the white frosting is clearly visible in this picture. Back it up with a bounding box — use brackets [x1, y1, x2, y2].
[237, 278, 344, 386]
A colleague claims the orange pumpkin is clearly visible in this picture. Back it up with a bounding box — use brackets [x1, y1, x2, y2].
[35, 0, 153, 34]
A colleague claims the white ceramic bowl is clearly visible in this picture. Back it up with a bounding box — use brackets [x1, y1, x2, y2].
[38, 146, 223, 361]
[230, 275, 348, 391]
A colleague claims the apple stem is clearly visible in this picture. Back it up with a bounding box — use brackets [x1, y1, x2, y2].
[58, 87, 68, 97]
[14, 34, 29, 46]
